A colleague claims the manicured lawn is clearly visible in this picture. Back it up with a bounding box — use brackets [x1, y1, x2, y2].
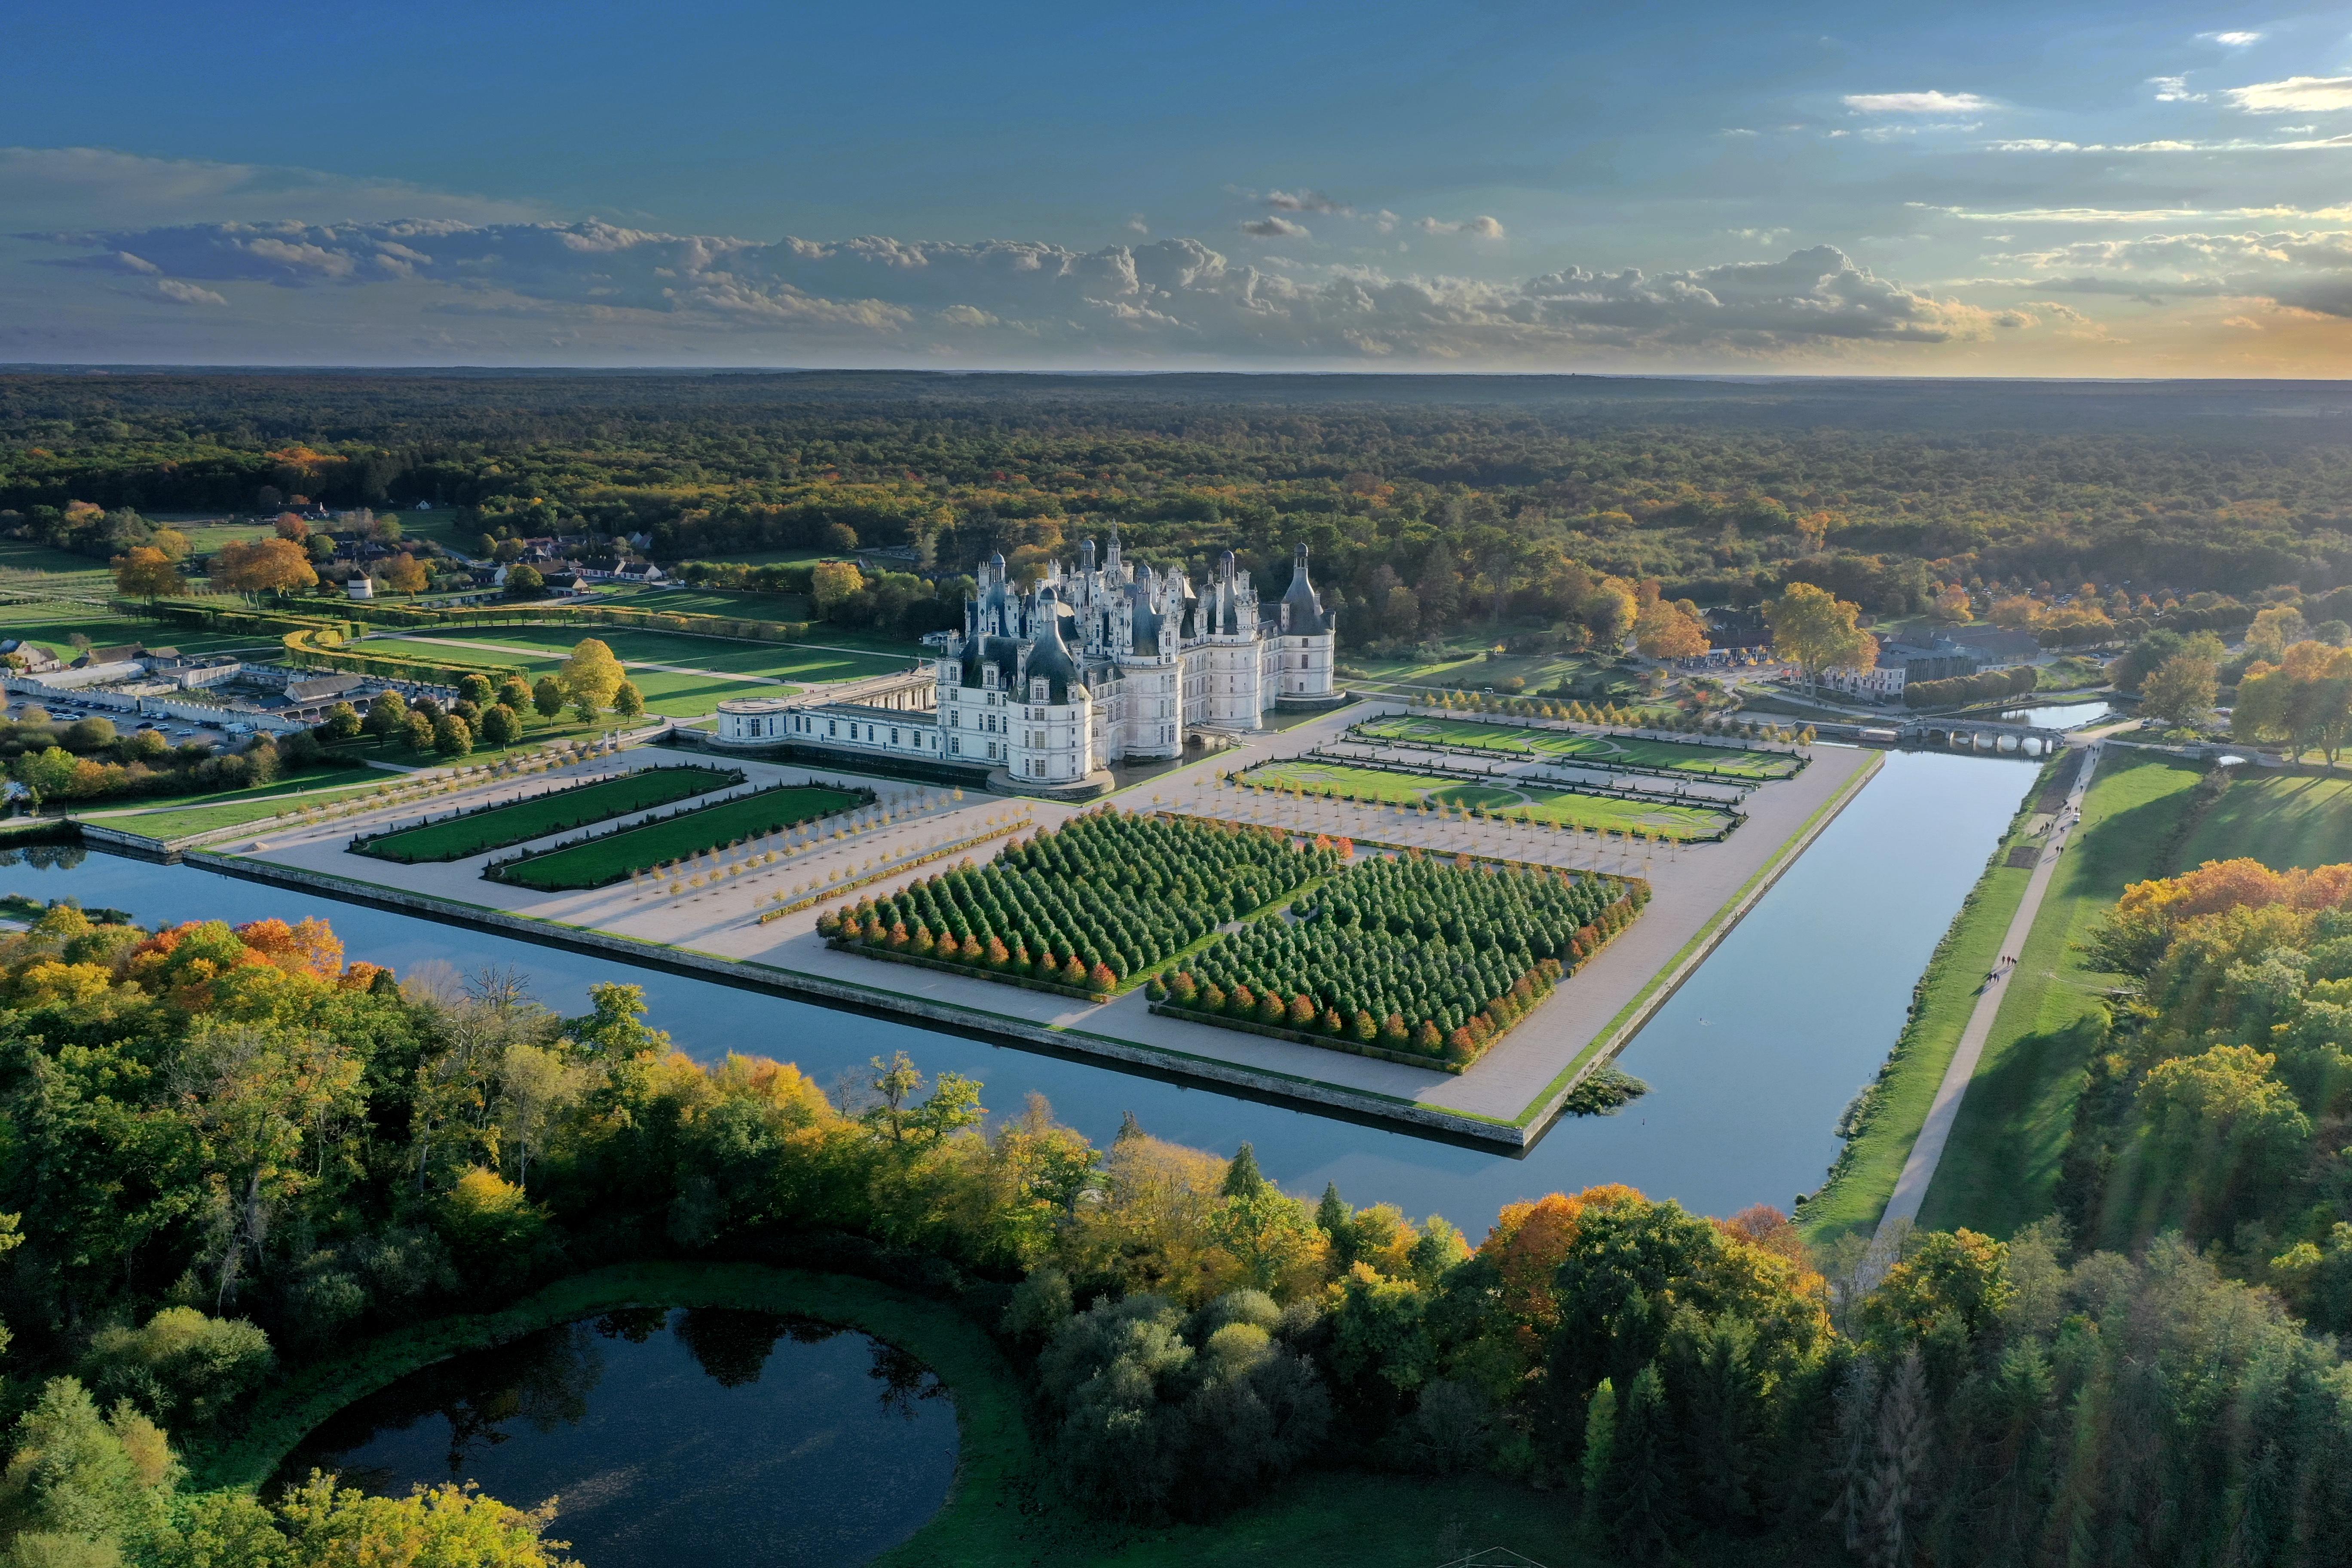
[0, 539, 114, 580]
[353, 765, 740, 862]
[2177, 769, 2352, 871]
[603, 583, 817, 618]
[1243, 757, 1736, 839]
[1915, 753, 2202, 1239]
[100, 779, 393, 842]
[75, 763, 375, 819]
[1355, 713, 1799, 780]
[358, 626, 906, 717]
[491, 782, 862, 889]
[0, 599, 263, 660]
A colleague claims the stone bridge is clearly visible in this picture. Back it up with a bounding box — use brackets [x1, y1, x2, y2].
[1903, 717, 2070, 756]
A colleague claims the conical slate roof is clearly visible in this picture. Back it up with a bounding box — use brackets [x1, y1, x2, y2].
[1281, 542, 1328, 634]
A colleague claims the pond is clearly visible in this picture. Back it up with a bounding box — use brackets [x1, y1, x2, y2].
[1, 747, 2036, 1233]
[272, 1308, 958, 1568]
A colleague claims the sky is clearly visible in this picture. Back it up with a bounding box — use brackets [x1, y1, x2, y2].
[5, 0, 2352, 374]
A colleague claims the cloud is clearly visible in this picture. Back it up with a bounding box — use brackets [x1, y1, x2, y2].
[2148, 75, 2206, 102]
[1240, 215, 1310, 238]
[1915, 202, 2352, 224]
[153, 278, 226, 306]
[1416, 215, 1505, 238]
[26, 221, 2009, 362]
[2201, 30, 2263, 46]
[1262, 189, 1351, 214]
[1986, 132, 2352, 151]
[1967, 226, 2352, 318]
[1843, 90, 1992, 113]
[1125, 215, 1149, 235]
[2224, 76, 2352, 113]
[1727, 227, 1792, 246]
[0, 145, 547, 230]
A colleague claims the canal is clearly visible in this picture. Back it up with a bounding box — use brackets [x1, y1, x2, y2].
[2, 746, 2034, 1233]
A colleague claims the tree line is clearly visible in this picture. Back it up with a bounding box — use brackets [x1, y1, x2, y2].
[4, 891, 2352, 1564]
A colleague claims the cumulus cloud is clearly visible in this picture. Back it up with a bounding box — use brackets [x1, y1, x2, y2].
[1240, 215, 1310, 238]
[2224, 76, 2352, 113]
[2148, 75, 2206, 102]
[1843, 90, 1991, 113]
[1416, 215, 1505, 238]
[28, 221, 2007, 361]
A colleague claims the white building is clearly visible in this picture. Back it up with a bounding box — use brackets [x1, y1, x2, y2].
[1818, 663, 1907, 701]
[712, 531, 1339, 795]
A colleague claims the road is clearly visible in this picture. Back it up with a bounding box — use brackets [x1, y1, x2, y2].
[1871, 740, 2104, 1248]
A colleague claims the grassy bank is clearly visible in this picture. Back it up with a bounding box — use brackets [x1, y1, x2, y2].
[92, 779, 394, 842]
[1914, 752, 2203, 1237]
[1797, 760, 2046, 1246]
[2177, 768, 2352, 870]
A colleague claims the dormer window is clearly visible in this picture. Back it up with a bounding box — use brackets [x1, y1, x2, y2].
[1031, 679, 1050, 704]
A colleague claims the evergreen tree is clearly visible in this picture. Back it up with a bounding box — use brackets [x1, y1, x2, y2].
[1222, 1142, 1268, 1200]
[1603, 1363, 1685, 1561]
[1579, 1377, 1617, 1537]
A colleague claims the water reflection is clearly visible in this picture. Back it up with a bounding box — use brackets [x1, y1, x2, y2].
[275, 1308, 956, 1568]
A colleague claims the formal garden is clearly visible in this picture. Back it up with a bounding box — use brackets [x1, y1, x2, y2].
[349, 764, 741, 863]
[818, 809, 1341, 995]
[487, 779, 868, 890]
[1149, 852, 1647, 1070]
[1235, 756, 1737, 842]
[1352, 712, 1803, 781]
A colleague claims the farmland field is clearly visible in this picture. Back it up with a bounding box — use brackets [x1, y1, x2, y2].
[1352, 713, 1800, 779]
[490, 782, 862, 889]
[1241, 757, 1736, 840]
[352, 765, 740, 863]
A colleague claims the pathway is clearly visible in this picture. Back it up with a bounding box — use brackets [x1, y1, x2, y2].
[1873, 741, 2103, 1246]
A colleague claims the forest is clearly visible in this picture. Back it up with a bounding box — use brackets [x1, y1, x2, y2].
[5, 372, 2352, 658]
[4, 890, 2352, 1566]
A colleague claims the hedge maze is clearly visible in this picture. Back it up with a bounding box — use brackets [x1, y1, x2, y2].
[1154, 853, 1647, 1069]
[821, 810, 1339, 993]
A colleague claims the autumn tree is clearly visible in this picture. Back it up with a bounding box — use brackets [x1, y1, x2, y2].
[379, 553, 428, 595]
[1632, 586, 1709, 660]
[212, 537, 318, 599]
[1765, 582, 1875, 695]
[559, 638, 625, 712]
[811, 559, 865, 617]
[110, 545, 184, 600]
[2139, 650, 2218, 729]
